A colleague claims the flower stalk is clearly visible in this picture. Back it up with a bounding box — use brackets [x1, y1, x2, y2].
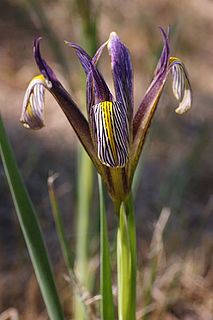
[117, 193, 136, 320]
[98, 175, 115, 319]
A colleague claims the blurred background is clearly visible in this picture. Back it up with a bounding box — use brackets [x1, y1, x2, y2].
[0, 0, 212, 319]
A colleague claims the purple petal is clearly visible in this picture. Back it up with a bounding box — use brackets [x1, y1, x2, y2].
[32, 38, 100, 168]
[131, 28, 170, 176]
[34, 38, 58, 83]
[108, 32, 133, 119]
[67, 42, 112, 107]
[86, 71, 95, 110]
[66, 40, 108, 72]
[153, 27, 170, 77]
[92, 41, 108, 65]
[133, 28, 170, 137]
[66, 42, 91, 75]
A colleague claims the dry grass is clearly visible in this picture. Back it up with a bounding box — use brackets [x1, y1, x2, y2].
[0, 209, 212, 319]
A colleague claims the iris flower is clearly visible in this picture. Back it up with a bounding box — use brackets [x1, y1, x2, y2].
[20, 28, 192, 206]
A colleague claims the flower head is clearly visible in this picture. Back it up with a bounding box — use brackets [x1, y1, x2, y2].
[21, 28, 192, 205]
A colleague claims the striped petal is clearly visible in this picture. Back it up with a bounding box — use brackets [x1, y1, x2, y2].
[130, 28, 170, 177]
[108, 32, 133, 121]
[21, 38, 101, 172]
[154, 27, 171, 77]
[92, 41, 108, 65]
[66, 40, 108, 74]
[20, 74, 50, 129]
[90, 101, 129, 167]
[67, 42, 112, 108]
[169, 57, 192, 114]
[133, 28, 170, 138]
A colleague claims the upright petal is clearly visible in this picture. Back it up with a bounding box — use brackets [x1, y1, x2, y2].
[108, 32, 133, 121]
[130, 28, 170, 178]
[130, 28, 193, 181]
[65, 40, 108, 72]
[67, 42, 112, 106]
[169, 57, 192, 114]
[89, 101, 129, 167]
[92, 41, 108, 65]
[65, 42, 91, 75]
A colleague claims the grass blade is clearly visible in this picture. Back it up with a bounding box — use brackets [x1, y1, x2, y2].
[98, 175, 115, 320]
[125, 193, 137, 318]
[0, 115, 64, 320]
[74, 148, 93, 319]
[117, 205, 130, 320]
[117, 193, 136, 320]
[48, 173, 74, 271]
[48, 173, 91, 318]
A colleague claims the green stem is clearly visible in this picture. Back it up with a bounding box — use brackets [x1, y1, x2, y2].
[76, 149, 93, 287]
[98, 175, 115, 320]
[117, 192, 136, 320]
[75, 0, 98, 55]
[48, 174, 74, 272]
[48, 174, 89, 317]
[74, 148, 93, 320]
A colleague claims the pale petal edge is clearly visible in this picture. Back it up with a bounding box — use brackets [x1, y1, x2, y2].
[169, 57, 192, 114]
[20, 74, 47, 129]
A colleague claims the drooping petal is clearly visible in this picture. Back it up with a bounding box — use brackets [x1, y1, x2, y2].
[89, 101, 129, 167]
[153, 27, 171, 77]
[169, 57, 192, 114]
[20, 74, 47, 129]
[130, 28, 170, 177]
[66, 42, 112, 105]
[108, 32, 133, 121]
[133, 28, 169, 135]
[26, 38, 101, 171]
[34, 38, 58, 84]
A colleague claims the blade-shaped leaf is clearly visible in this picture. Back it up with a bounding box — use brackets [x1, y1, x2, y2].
[117, 193, 136, 320]
[0, 115, 64, 320]
[98, 175, 115, 320]
[48, 173, 74, 271]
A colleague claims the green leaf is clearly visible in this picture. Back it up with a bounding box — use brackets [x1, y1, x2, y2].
[125, 193, 137, 319]
[117, 193, 136, 320]
[48, 173, 74, 272]
[98, 175, 115, 320]
[48, 174, 89, 317]
[0, 115, 64, 320]
[74, 148, 94, 320]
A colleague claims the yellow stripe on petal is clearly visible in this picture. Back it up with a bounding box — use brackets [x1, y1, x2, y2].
[169, 56, 192, 114]
[90, 101, 129, 167]
[100, 101, 117, 161]
[20, 74, 51, 129]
